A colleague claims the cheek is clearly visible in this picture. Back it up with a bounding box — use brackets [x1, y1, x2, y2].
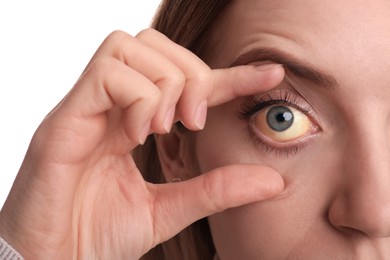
[195, 104, 251, 171]
[194, 103, 346, 258]
[195, 102, 315, 174]
[195, 101, 284, 172]
[207, 184, 344, 259]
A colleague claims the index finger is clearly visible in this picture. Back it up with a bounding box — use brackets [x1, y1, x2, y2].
[209, 64, 285, 106]
[177, 64, 285, 130]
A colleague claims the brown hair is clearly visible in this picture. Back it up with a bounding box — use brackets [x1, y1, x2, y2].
[134, 0, 232, 259]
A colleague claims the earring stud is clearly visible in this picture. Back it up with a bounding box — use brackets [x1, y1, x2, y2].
[171, 177, 182, 183]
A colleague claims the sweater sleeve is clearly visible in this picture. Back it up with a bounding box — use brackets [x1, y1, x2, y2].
[0, 237, 24, 260]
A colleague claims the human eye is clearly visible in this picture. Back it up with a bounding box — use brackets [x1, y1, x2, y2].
[254, 105, 312, 142]
[239, 90, 320, 156]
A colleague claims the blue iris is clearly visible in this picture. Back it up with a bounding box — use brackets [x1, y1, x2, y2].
[266, 106, 294, 132]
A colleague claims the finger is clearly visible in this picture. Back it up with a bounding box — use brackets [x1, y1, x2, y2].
[136, 28, 210, 74]
[51, 57, 161, 153]
[137, 30, 216, 130]
[85, 30, 187, 133]
[136, 29, 285, 131]
[150, 164, 284, 244]
[178, 64, 285, 130]
[136, 29, 211, 132]
[86, 30, 184, 79]
[209, 64, 285, 106]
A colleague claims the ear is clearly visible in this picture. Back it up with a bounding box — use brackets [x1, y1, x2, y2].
[154, 127, 194, 182]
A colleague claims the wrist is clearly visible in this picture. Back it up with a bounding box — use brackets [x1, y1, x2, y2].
[0, 236, 24, 260]
[0, 210, 22, 259]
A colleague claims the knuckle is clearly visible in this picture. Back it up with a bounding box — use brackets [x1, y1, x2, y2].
[157, 71, 186, 90]
[88, 57, 115, 79]
[150, 87, 162, 102]
[106, 30, 132, 42]
[84, 58, 123, 94]
[202, 169, 226, 212]
[104, 30, 136, 59]
[142, 85, 162, 104]
[197, 70, 213, 84]
[187, 70, 212, 91]
[135, 28, 158, 40]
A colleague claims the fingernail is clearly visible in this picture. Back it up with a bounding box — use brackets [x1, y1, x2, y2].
[139, 121, 151, 144]
[255, 63, 283, 71]
[163, 106, 175, 133]
[194, 100, 207, 130]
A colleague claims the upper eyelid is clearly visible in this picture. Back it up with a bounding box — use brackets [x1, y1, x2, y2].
[257, 81, 323, 124]
[236, 77, 325, 157]
[258, 94, 315, 119]
[242, 93, 321, 157]
[238, 89, 324, 142]
[243, 90, 316, 119]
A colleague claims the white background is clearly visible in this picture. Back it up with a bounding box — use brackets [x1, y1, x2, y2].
[0, 1, 162, 207]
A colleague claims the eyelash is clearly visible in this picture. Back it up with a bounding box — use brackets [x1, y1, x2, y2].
[238, 91, 318, 157]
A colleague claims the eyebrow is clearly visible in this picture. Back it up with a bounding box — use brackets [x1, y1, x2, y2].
[230, 48, 338, 89]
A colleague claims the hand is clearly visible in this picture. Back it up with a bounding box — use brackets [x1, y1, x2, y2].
[0, 29, 285, 259]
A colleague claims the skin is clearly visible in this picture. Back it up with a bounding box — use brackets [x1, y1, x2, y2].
[2, 1, 389, 259]
[0, 29, 285, 258]
[192, 0, 390, 259]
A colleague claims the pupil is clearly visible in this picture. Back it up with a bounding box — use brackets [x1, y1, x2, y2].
[266, 106, 294, 132]
[276, 113, 285, 122]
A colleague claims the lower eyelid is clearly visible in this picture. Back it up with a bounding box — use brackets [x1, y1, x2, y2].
[255, 106, 313, 141]
[247, 126, 305, 156]
[238, 89, 323, 156]
[247, 119, 320, 156]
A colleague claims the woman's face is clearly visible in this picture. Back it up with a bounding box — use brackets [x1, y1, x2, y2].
[195, 0, 390, 258]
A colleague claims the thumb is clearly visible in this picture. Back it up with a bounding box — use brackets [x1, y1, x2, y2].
[151, 164, 284, 243]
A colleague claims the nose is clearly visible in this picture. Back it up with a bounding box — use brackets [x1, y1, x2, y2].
[328, 128, 390, 237]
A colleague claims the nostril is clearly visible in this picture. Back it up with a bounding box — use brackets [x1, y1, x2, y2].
[332, 225, 367, 237]
[328, 201, 390, 238]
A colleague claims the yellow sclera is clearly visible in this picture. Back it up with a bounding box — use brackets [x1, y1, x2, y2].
[254, 105, 312, 142]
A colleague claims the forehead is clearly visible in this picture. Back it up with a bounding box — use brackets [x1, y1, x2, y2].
[206, 0, 390, 96]
[208, 1, 390, 67]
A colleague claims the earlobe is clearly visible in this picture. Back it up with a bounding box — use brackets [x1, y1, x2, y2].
[154, 127, 190, 182]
